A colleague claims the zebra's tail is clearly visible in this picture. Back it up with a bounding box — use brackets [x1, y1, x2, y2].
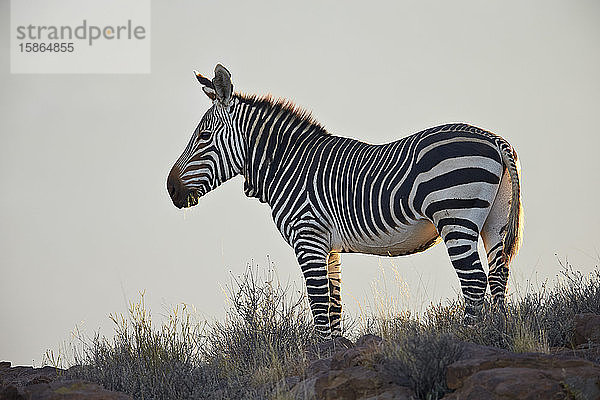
[499, 141, 524, 265]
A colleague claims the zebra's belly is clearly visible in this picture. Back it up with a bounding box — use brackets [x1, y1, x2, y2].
[340, 220, 441, 257]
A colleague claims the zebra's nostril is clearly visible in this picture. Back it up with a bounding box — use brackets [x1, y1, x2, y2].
[167, 165, 183, 200]
[167, 179, 181, 202]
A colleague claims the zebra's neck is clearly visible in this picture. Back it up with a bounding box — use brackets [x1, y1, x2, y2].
[234, 94, 331, 204]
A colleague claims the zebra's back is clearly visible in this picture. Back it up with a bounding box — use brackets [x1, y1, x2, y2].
[290, 123, 506, 255]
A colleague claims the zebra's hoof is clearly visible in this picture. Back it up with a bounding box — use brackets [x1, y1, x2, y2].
[305, 336, 352, 360]
[463, 312, 482, 326]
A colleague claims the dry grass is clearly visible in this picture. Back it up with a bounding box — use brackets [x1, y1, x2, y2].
[60, 265, 317, 399]
[48, 260, 599, 400]
[366, 261, 599, 399]
[422, 260, 600, 353]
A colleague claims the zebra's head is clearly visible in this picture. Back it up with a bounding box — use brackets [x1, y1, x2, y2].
[167, 64, 244, 209]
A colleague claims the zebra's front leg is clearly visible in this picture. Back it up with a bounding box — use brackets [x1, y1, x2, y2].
[327, 252, 342, 337]
[294, 240, 332, 339]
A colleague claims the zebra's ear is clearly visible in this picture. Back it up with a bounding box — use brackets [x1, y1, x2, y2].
[202, 86, 217, 101]
[212, 64, 233, 107]
[194, 70, 217, 101]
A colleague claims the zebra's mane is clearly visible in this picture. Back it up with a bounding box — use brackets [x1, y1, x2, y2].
[234, 93, 330, 136]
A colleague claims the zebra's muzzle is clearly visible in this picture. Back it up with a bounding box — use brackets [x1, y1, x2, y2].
[167, 166, 204, 209]
[184, 191, 199, 208]
[168, 189, 198, 209]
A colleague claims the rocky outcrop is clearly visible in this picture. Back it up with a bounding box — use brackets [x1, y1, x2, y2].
[444, 342, 600, 400]
[0, 362, 132, 400]
[288, 335, 414, 400]
[4, 314, 600, 400]
[284, 314, 600, 400]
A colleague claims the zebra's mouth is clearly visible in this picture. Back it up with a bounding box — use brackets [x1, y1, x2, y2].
[183, 190, 201, 208]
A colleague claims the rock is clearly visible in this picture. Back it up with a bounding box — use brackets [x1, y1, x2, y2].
[552, 343, 600, 365]
[306, 358, 332, 377]
[444, 342, 600, 400]
[355, 334, 383, 348]
[327, 335, 385, 372]
[290, 335, 414, 400]
[290, 366, 413, 400]
[21, 381, 133, 400]
[313, 366, 412, 400]
[361, 388, 415, 400]
[458, 341, 510, 360]
[574, 313, 600, 346]
[0, 385, 25, 400]
[315, 366, 383, 399]
[0, 363, 133, 400]
[444, 368, 566, 400]
[330, 345, 378, 371]
[562, 374, 600, 400]
[0, 366, 59, 389]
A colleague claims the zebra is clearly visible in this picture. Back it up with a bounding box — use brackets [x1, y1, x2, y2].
[167, 64, 523, 338]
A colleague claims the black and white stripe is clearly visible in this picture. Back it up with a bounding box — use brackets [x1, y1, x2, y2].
[167, 65, 523, 337]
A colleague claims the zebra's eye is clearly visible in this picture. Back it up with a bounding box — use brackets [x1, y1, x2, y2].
[198, 130, 211, 140]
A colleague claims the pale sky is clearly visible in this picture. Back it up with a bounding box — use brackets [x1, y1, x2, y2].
[1, 1, 599, 366]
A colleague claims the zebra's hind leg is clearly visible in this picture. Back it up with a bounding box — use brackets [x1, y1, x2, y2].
[294, 238, 332, 339]
[481, 169, 514, 312]
[327, 252, 342, 337]
[439, 223, 487, 324]
[484, 241, 508, 313]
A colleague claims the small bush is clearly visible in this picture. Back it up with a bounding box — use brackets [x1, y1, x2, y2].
[65, 264, 316, 399]
[201, 266, 317, 397]
[380, 326, 461, 400]
[66, 293, 214, 399]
